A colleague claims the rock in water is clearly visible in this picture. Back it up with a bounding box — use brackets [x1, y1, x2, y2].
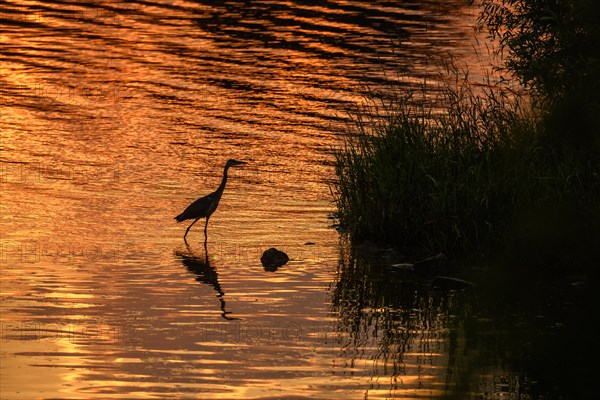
[261, 248, 289, 270]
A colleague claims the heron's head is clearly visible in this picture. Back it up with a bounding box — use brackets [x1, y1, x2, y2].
[225, 159, 247, 168]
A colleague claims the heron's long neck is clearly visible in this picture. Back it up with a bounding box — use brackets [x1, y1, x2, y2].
[216, 165, 230, 196]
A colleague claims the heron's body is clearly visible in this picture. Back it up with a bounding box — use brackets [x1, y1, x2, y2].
[175, 159, 246, 242]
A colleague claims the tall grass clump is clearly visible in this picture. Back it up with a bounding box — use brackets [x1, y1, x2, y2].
[332, 68, 598, 258]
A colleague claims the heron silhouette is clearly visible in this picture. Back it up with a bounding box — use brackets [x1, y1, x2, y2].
[175, 159, 246, 243]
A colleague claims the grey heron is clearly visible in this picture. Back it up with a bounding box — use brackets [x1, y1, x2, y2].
[175, 159, 246, 243]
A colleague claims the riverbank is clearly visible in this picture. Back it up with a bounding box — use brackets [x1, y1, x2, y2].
[331, 65, 599, 275]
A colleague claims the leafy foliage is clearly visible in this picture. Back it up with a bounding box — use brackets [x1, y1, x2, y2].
[478, 0, 600, 102]
[333, 66, 598, 257]
[332, 1, 600, 259]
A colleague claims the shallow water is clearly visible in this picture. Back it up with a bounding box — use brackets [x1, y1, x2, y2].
[1, 1, 586, 399]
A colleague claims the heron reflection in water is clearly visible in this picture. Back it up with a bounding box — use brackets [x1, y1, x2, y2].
[176, 244, 237, 321]
[175, 159, 246, 244]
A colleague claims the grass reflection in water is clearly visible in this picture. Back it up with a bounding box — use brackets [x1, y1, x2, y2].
[331, 239, 594, 399]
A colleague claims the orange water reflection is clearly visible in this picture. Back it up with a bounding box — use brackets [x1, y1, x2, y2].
[1, 0, 492, 398]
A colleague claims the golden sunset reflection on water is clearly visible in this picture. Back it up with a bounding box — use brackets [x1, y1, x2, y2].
[1, 0, 497, 398]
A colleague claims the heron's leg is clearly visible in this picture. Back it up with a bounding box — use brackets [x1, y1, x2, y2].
[184, 218, 200, 242]
[203, 216, 210, 245]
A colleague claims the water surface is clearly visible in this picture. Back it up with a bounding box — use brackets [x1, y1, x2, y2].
[3, 1, 582, 399]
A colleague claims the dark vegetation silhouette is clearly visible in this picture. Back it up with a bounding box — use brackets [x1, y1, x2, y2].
[332, 0, 599, 276]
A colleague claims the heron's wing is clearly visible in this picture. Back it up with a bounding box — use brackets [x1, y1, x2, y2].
[175, 193, 215, 221]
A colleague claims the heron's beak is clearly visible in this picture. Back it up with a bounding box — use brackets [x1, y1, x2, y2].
[232, 160, 247, 166]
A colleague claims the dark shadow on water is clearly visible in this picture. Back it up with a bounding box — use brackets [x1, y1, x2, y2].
[331, 240, 465, 396]
[175, 244, 238, 321]
[331, 238, 595, 399]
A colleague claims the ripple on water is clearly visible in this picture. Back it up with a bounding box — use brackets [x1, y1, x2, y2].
[1, 0, 491, 398]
